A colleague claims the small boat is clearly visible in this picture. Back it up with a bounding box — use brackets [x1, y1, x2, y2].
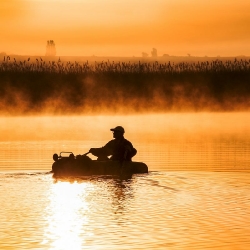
[52, 152, 148, 177]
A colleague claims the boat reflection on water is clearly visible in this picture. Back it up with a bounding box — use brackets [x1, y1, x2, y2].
[0, 171, 249, 249]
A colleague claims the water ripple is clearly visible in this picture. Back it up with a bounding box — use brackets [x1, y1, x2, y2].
[0, 171, 249, 249]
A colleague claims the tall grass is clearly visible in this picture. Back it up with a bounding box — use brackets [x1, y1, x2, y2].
[1, 57, 250, 74]
[0, 57, 250, 114]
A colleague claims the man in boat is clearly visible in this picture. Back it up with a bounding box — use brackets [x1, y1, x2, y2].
[89, 126, 137, 161]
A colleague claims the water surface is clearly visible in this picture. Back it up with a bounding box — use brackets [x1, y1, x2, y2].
[0, 113, 250, 249]
[0, 171, 249, 250]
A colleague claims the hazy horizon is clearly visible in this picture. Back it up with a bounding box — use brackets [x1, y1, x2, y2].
[1, 53, 250, 59]
[1, 0, 250, 57]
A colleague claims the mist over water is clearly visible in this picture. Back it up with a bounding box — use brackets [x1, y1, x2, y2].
[1, 58, 250, 115]
[1, 58, 250, 169]
[1, 84, 250, 249]
[0, 113, 250, 171]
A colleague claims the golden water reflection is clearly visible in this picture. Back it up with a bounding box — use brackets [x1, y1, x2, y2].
[42, 178, 136, 250]
[43, 181, 91, 250]
[0, 172, 249, 249]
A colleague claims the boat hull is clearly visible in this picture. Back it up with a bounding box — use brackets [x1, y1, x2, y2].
[52, 158, 148, 177]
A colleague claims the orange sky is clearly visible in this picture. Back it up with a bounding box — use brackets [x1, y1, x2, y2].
[1, 0, 250, 57]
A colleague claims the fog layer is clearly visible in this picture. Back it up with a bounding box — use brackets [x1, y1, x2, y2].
[0, 58, 250, 115]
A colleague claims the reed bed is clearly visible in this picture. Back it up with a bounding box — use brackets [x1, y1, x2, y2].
[0, 57, 250, 114]
[1, 57, 250, 74]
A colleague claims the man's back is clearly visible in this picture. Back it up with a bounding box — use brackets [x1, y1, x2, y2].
[104, 138, 136, 161]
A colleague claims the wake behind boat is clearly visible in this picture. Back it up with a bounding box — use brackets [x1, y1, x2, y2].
[52, 152, 148, 177]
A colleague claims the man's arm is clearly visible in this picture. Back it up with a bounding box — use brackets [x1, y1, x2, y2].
[89, 140, 114, 157]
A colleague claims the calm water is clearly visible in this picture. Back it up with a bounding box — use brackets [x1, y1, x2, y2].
[0, 113, 250, 249]
[0, 171, 250, 250]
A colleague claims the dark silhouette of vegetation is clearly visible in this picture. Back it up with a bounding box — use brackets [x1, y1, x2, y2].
[45, 40, 56, 56]
[0, 57, 250, 115]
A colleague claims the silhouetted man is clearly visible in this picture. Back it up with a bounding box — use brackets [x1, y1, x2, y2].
[89, 126, 137, 161]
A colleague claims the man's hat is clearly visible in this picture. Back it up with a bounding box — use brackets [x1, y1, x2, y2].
[110, 126, 125, 133]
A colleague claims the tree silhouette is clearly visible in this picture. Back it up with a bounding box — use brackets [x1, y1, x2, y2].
[45, 40, 56, 56]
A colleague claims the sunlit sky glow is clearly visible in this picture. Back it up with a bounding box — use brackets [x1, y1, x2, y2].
[1, 0, 250, 56]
